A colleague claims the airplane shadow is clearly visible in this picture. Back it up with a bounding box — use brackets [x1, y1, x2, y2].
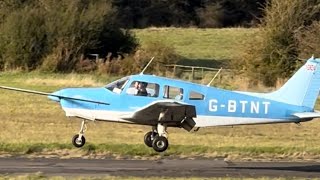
[230, 164, 320, 173]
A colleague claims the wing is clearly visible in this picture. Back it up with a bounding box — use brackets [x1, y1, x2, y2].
[123, 100, 196, 131]
[0, 86, 110, 105]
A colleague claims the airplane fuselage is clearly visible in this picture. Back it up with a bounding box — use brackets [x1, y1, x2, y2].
[53, 74, 312, 128]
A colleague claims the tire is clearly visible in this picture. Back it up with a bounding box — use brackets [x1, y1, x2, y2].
[144, 131, 153, 147]
[144, 131, 157, 147]
[152, 136, 169, 152]
[72, 134, 86, 148]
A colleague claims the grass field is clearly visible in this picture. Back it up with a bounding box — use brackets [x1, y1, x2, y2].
[0, 28, 319, 162]
[133, 28, 258, 67]
[1, 174, 313, 180]
[1, 72, 320, 161]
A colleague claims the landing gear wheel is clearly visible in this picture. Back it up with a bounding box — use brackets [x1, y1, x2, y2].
[144, 131, 157, 147]
[72, 134, 86, 148]
[152, 136, 169, 152]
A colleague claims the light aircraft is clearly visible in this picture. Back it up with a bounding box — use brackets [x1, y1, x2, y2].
[1, 57, 320, 152]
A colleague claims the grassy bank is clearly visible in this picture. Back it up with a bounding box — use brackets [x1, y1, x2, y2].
[133, 28, 258, 67]
[0, 72, 320, 161]
[0, 174, 311, 180]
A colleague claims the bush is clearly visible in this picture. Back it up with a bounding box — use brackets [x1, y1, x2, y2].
[296, 21, 320, 59]
[133, 41, 181, 75]
[237, 0, 320, 86]
[0, 6, 47, 70]
[0, 0, 138, 72]
[97, 41, 181, 76]
[42, 0, 138, 72]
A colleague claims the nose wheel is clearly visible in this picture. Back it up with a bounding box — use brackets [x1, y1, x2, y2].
[72, 134, 86, 147]
[72, 120, 87, 148]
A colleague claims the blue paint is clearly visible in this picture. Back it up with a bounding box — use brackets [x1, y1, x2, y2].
[46, 57, 320, 124]
[268, 57, 320, 109]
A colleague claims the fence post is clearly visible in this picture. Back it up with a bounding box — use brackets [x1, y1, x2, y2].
[201, 68, 204, 79]
[191, 67, 195, 80]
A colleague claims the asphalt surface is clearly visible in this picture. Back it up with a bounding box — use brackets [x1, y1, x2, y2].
[1, 157, 320, 178]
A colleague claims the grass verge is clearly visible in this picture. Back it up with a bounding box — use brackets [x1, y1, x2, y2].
[0, 174, 312, 180]
[1, 142, 320, 161]
[1, 72, 320, 161]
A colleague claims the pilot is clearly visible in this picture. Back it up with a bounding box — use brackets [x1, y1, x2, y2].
[136, 82, 148, 96]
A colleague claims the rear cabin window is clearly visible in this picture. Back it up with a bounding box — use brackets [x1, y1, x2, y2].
[163, 85, 183, 100]
[126, 81, 159, 97]
[189, 91, 204, 100]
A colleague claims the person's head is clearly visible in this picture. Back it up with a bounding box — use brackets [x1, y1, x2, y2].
[179, 88, 184, 95]
[134, 81, 139, 89]
[139, 82, 147, 89]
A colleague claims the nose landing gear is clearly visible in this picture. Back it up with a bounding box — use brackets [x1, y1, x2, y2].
[72, 120, 87, 148]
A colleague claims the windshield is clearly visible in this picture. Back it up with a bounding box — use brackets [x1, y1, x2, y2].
[105, 77, 129, 93]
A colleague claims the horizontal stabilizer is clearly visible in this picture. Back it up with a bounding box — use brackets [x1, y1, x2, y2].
[292, 112, 320, 119]
[0, 86, 110, 105]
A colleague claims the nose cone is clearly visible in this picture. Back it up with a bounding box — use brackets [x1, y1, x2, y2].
[48, 90, 62, 102]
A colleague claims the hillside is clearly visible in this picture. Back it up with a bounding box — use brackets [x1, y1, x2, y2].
[133, 28, 258, 67]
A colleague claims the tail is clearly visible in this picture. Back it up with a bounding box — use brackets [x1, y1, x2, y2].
[267, 56, 320, 109]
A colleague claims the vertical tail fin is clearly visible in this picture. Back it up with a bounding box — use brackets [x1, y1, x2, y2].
[268, 57, 320, 109]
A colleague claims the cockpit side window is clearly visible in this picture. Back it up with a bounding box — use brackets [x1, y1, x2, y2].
[189, 91, 204, 100]
[163, 85, 183, 100]
[126, 81, 159, 97]
[105, 77, 129, 94]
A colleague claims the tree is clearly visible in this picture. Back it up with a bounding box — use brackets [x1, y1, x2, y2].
[112, 0, 266, 28]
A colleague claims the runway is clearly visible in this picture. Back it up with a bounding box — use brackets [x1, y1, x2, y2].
[1, 157, 320, 178]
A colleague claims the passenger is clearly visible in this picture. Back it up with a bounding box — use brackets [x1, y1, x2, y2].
[175, 89, 183, 100]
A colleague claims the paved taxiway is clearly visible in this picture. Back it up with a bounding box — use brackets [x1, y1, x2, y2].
[0, 157, 320, 178]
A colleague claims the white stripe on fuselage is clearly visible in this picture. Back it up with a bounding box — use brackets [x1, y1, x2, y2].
[193, 116, 294, 127]
[63, 107, 134, 123]
[62, 108, 296, 127]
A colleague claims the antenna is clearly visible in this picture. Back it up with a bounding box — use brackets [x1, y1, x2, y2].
[207, 67, 223, 87]
[140, 57, 155, 75]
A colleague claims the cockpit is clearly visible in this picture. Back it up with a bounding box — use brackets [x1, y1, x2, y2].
[105, 76, 159, 97]
[105, 77, 129, 94]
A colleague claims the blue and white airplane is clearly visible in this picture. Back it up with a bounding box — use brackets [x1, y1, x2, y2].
[1, 57, 320, 152]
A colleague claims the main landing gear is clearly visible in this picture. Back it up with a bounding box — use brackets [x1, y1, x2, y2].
[72, 120, 87, 148]
[144, 123, 169, 152]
